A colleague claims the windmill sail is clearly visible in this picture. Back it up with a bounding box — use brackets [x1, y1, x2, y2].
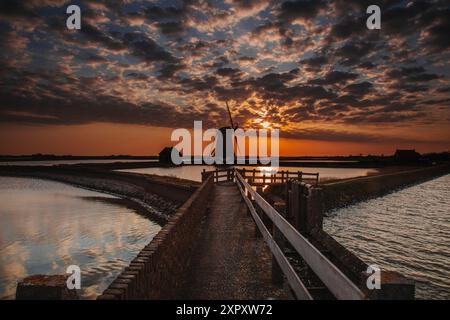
[226, 101, 236, 129]
[211, 101, 240, 163]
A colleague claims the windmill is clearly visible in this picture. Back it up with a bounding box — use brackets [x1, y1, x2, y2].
[211, 101, 240, 166]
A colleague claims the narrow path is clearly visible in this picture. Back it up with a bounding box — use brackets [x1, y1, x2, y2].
[182, 182, 289, 299]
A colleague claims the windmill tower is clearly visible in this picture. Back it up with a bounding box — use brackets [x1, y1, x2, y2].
[212, 101, 239, 166]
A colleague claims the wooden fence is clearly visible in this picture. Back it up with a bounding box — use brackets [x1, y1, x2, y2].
[200, 167, 414, 300]
[202, 167, 319, 186]
[234, 170, 365, 300]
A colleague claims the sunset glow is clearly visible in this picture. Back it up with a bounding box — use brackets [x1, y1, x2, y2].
[0, 1, 449, 156]
[1, 1, 450, 304]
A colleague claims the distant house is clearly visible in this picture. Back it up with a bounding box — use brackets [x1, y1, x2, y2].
[159, 147, 181, 165]
[394, 149, 421, 162]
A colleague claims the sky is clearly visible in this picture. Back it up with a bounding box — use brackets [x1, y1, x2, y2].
[0, 0, 449, 156]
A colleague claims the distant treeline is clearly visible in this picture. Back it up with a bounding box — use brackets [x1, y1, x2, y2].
[0, 154, 158, 161]
[422, 152, 450, 162]
[0, 151, 449, 163]
[279, 151, 450, 162]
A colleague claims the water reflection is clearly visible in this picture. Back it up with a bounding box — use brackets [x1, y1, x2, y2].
[0, 159, 157, 166]
[119, 165, 378, 182]
[324, 174, 450, 299]
[0, 177, 161, 300]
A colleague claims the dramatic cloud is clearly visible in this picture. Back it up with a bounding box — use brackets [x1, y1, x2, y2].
[0, 0, 449, 146]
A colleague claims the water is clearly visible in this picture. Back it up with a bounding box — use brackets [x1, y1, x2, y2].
[0, 159, 157, 166]
[0, 177, 161, 300]
[282, 160, 359, 163]
[324, 175, 450, 299]
[119, 165, 213, 182]
[119, 166, 378, 182]
[241, 166, 378, 182]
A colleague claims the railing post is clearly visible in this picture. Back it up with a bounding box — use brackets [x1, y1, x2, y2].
[16, 275, 78, 300]
[271, 199, 285, 287]
[290, 182, 324, 235]
[285, 180, 291, 217]
[254, 187, 264, 238]
[287, 181, 312, 233]
[305, 187, 324, 233]
[286, 180, 299, 228]
[245, 185, 251, 216]
[296, 183, 304, 231]
[201, 169, 206, 182]
[371, 271, 415, 300]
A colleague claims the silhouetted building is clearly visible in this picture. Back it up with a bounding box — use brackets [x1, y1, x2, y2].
[159, 147, 181, 165]
[394, 149, 421, 163]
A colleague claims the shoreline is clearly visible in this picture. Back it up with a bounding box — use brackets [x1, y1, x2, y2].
[265, 163, 450, 215]
[321, 163, 450, 212]
[0, 159, 423, 170]
[0, 172, 171, 224]
[0, 166, 199, 224]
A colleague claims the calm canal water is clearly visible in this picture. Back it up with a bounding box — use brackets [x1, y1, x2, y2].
[0, 177, 161, 300]
[119, 166, 378, 182]
[324, 174, 450, 299]
[0, 159, 157, 166]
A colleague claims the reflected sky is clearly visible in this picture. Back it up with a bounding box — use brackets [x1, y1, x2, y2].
[0, 159, 157, 166]
[325, 174, 450, 299]
[119, 165, 378, 182]
[0, 177, 161, 300]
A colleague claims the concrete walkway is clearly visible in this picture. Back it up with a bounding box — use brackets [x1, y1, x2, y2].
[182, 182, 289, 299]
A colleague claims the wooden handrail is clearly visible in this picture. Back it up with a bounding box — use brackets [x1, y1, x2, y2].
[202, 167, 319, 185]
[235, 170, 365, 300]
[235, 178, 312, 300]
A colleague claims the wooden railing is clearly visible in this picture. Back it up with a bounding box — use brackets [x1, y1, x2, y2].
[234, 170, 365, 300]
[239, 168, 319, 186]
[202, 167, 319, 186]
[201, 168, 235, 183]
